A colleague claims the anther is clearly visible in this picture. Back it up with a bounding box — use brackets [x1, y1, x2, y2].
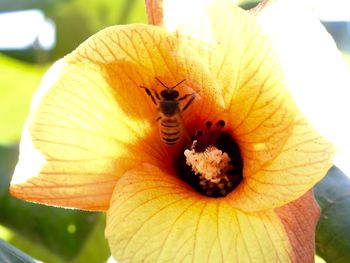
[195, 129, 204, 137]
[216, 120, 225, 127]
[178, 118, 243, 198]
[218, 183, 225, 189]
[205, 121, 213, 128]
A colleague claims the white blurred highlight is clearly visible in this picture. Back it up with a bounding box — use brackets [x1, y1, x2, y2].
[0, 9, 55, 50]
[163, 0, 214, 41]
[107, 256, 117, 263]
[312, 0, 350, 21]
[163, 0, 238, 43]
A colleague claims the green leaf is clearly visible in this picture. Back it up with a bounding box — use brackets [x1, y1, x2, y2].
[49, 0, 147, 60]
[238, 0, 259, 10]
[0, 145, 18, 196]
[0, 239, 36, 263]
[0, 145, 102, 261]
[315, 166, 350, 263]
[0, 226, 63, 263]
[72, 215, 110, 263]
[0, 199, 101, 261]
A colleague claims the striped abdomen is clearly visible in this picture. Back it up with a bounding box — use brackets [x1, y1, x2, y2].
[159, 116, 181, 145]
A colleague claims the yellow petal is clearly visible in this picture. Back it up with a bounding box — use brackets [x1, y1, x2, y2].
[222, 0, 336, 211]
[67, 24, 224, 114]
[10, 24, 227, 210]
[158, 0, 334, 210]
[228, 119, 334, 211]
[10, 59, 151, 210]
[156, 0, 299, 171]
[106, 164, 318, 262]
[157, 0, 264, 104]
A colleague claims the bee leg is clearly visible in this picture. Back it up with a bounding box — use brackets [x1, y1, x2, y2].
[181, 92, 196, 112]
[151, 88, 161, 101]
[178, 92, 195, 102]
[140, 86, 159, 105]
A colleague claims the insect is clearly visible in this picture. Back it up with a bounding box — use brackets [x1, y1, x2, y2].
[140, 78, 196, 145]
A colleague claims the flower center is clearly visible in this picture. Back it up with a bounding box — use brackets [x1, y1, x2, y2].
[176, 120, 243, 197]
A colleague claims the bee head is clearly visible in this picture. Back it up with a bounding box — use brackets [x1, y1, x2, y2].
[160, 89, 179, 100]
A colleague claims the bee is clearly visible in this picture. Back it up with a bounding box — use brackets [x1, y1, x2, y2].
[140, 78, 196, 145]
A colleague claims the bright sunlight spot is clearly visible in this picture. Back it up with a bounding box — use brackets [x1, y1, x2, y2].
[313, 0, 350, 21]
[0, 225, 13, 241]
[315, 255, 327, 263]
[67, 224, 77, 234]
[107, 256, 117, 263]
[11, 132, 47, 185]
[0, 9, 55, 50]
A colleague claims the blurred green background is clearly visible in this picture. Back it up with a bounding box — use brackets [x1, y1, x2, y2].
[0, 0, 349, 262]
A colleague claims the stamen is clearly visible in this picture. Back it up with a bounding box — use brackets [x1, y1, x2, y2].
[195, 129, 204, 136]
[216, 120, 225, 127]
[205, 121, 213, 128]
[184, 143, 233, 183]
[176, 119, 243, 198]
[184, 140, 235, 196]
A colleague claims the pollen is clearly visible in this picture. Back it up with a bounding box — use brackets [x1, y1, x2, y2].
[184, 140, 235, 196]
[177, 121, 243, 197]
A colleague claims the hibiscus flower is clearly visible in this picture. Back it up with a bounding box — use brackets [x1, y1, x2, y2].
[10, 0, 334, 262]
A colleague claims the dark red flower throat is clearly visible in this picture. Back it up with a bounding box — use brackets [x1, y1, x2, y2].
[175, 120, 243, 197]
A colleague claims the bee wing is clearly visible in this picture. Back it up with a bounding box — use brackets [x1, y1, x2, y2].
[176, 112, 192, 143]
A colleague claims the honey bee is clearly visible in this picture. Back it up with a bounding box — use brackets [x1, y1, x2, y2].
[140, 78, 196, 145]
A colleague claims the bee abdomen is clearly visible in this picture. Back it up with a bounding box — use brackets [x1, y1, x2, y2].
[160, 118, 181, 145]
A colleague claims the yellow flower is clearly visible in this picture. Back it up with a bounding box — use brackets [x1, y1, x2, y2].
[10, 0, 334, 262]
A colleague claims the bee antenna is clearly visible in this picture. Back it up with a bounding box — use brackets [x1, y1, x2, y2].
[155, 78, 186, 89]
[155, 77, 170, 89]
[171, 79, 186, 89]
